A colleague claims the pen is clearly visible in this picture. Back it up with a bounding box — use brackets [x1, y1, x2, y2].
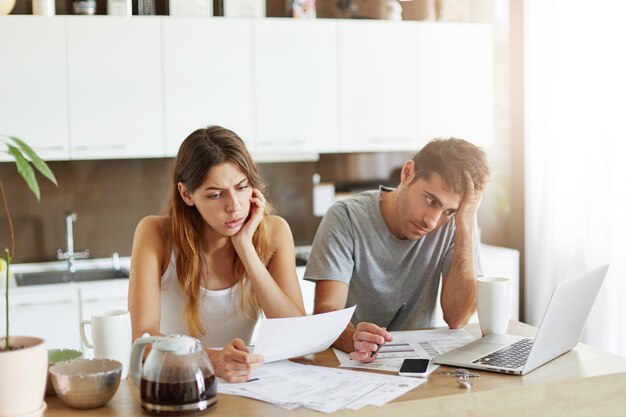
[370, 302, 406, 357]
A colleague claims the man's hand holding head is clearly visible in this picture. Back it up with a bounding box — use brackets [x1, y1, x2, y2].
[454, 171, 484, 233]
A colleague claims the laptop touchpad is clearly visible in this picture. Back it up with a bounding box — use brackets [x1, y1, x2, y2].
[459, 342, 505, 354]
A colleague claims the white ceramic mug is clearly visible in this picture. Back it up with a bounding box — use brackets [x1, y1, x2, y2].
[80, 309, 132, 379]
[477, 277, 511, 336]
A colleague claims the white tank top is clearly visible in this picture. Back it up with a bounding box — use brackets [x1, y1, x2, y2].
[159, 252, 258, 348]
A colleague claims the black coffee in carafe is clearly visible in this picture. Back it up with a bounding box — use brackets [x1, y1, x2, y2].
[140, 373, 217, 415]
[131, 335, 218, 415]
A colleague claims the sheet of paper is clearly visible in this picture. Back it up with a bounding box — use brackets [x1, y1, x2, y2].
[334, 328, 476, 373]
[218, 360, 424, 413]
[252, 306, 356, 363]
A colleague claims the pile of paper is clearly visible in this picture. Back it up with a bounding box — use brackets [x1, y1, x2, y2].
[218, 360, 425, 413]
[334, 328, 476, 374]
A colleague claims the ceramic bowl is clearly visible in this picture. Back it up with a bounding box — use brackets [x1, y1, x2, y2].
[49, 358, 122, 409]
[46, 349, 83, 396]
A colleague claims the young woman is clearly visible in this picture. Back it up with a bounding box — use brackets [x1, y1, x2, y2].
[128, 126, 305, 382]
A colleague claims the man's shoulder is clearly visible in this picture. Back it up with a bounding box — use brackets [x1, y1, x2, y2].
[333, 190, 379, 211]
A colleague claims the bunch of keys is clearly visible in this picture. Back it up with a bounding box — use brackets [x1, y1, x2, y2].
[439, 368, 480, 389]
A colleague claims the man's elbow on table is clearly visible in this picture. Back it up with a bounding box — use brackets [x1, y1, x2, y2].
[443, 312, 471, 330]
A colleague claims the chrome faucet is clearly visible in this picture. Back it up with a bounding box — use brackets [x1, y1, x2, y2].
[57, 211, 90, 272]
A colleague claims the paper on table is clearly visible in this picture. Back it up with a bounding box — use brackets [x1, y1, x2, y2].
[218, 360, 424, 413]
[334, 328, 476, 373]
[253, 306, 356, 363]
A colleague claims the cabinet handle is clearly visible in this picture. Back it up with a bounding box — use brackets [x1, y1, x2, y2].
[33, 145, 65, 151]
[12, 299, 75, 307]
[256, 140, 306, 147]
[367, 137, 413, 144]
[73, 144, 126, 151]
[82, 297, 126, 303]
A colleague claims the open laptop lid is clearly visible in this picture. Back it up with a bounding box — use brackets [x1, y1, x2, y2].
[522, 264, 609, 374]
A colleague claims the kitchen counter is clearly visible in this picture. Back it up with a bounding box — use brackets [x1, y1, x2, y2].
[43, 322, 626, 417]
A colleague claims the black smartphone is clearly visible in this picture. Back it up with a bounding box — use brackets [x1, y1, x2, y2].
[398, 358, 431, 377]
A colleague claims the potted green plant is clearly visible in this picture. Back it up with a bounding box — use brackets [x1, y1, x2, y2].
[0, 135, 58, 416]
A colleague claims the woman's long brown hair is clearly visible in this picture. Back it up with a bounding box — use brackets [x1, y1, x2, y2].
[165, 126, 272, 338]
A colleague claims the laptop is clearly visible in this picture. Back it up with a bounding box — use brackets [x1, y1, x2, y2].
[433, 264, 609, 375]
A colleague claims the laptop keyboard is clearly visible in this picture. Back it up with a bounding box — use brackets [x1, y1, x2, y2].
[473, 338, 534, 369]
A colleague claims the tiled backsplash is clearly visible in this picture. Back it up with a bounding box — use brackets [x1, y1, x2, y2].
[0, 153, 410, 263]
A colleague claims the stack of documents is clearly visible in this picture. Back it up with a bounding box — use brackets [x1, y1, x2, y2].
[219, 310, 476, 412]
[218, 360, 425, 413]
[334, 328, 476, 374]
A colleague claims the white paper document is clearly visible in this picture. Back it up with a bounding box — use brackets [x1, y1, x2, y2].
[334, 328, 476, 373]
[252, 306, 356, 363]
[218, 360, 425, 413]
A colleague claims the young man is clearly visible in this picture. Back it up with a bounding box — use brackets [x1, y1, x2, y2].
[304, 138, 489, 362]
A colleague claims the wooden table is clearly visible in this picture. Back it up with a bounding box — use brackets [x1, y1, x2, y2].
[44, 321, 626, 417]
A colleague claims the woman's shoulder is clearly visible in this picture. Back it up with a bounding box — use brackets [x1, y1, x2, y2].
[135, 216, 170, 245]
[265, 214, 291, 235]
[137, 215, 168, 230]
[265, 215, 293, 249]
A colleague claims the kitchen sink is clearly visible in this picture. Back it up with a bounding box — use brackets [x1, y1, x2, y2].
[14, 268, 129, 286]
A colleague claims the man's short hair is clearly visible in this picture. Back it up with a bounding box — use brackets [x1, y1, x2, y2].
[411, 138, 489, 193]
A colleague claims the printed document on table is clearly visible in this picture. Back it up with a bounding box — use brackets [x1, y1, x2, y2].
[253, 306, 356, 363]
[218, 360, 424, 413]
[334, 328, 476, 373]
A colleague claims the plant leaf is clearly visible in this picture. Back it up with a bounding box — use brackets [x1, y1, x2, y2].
[7, 145, 40, 201]
[8, 136, 58, 187]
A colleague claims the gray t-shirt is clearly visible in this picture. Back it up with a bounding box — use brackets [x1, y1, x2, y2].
[304, 187, 482, 330]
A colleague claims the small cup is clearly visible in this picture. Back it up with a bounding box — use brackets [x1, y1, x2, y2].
[80, 310, 131, 379]
[477, 277, 511, 336]
[46, 349, 83, 396]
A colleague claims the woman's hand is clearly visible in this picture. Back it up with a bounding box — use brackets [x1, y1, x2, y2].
[231, 188, 266, 249]
[211, 338, 264, 383]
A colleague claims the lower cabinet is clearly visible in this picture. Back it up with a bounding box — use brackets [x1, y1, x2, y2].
[1, 280, 129, 354]
[2, 288, 81, 350]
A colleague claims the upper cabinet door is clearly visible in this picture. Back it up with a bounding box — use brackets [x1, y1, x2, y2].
[0, 17, 69, 161]
[416, 24, 494, 148]
[163, 18, 254, 155]
[67, 17, 163, 160]
[338, 20, 419, 153]
[253, 19, 339, 155]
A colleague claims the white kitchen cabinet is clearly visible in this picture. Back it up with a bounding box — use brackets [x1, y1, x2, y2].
[415, 23, 494, 147]
[253, 19, 339, 155]
[0, 17, 69, 161]
[66, 16, 163, 159]
[1, 17, 492, 160]
[337, 20, 419, 153]
[1, 288, 81, 350]
[79, 282, 129, 321]
[163, 18, 255, 155]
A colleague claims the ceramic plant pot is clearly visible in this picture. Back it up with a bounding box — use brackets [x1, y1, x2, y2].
[0, 336, 48, 416]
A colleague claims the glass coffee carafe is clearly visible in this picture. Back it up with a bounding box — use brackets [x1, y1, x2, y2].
[130, 334, 217, 415]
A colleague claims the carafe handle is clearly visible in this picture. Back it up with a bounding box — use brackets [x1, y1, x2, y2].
[130, 333, 161, 386]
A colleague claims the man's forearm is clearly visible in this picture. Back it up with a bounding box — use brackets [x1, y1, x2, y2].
[441, 225, 478, 328]
[332, 324, 356, 353]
